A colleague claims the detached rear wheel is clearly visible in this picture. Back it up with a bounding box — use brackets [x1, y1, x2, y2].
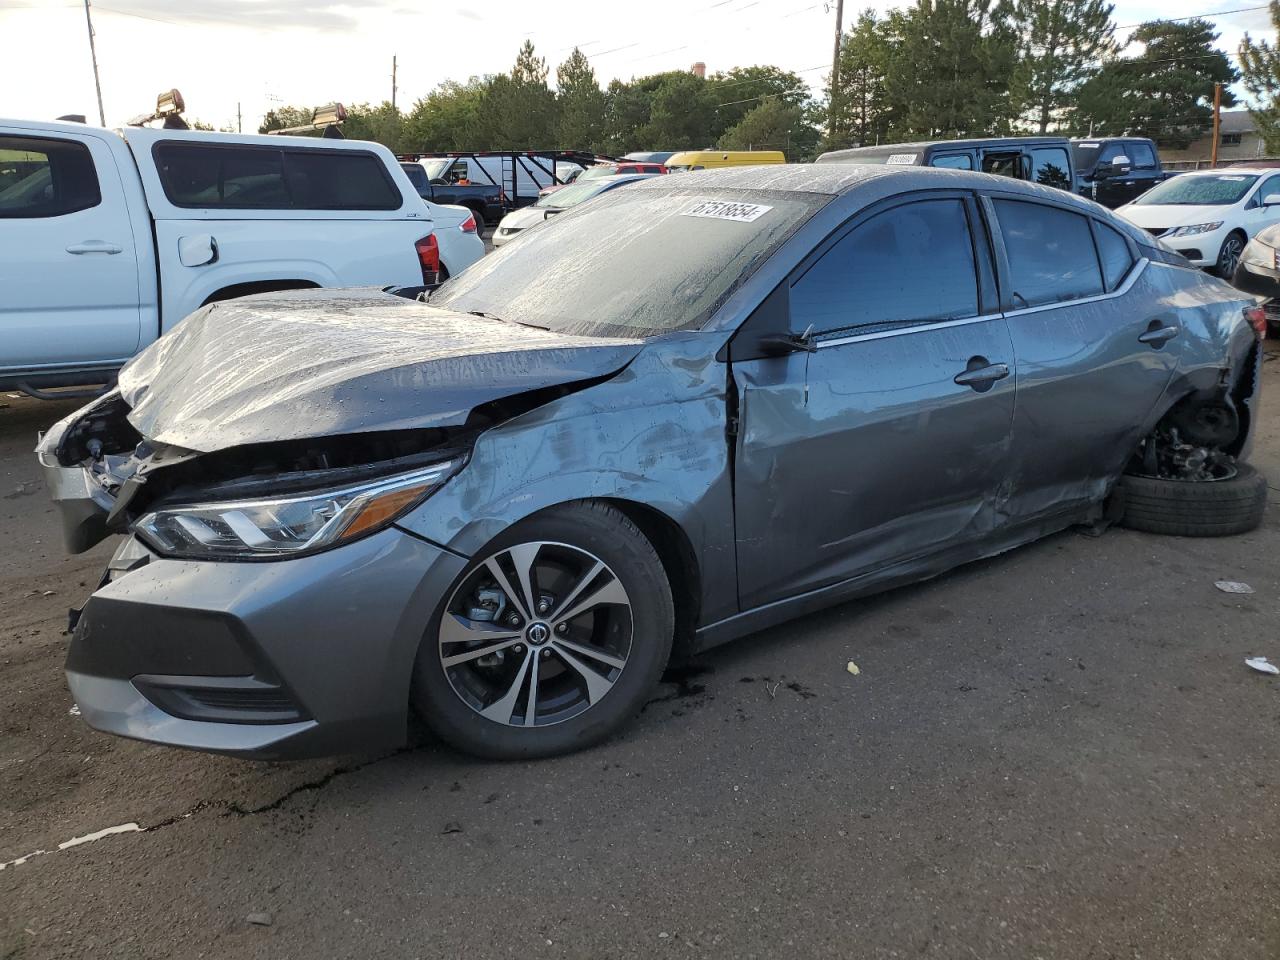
[1118, 462, 1267, 537]
[412, 502, 674, 759]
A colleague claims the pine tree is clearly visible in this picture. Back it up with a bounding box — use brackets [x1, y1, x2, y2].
[828, 9, 897, 148]
[1239, 1, 1280, 153]
[481, 41, 558, 148]
[555, 49, 607, 151]
[1073, 19, 1237, 148]
[1009, 0, 1117, 133]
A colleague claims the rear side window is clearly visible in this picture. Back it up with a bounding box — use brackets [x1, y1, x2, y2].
[1030, 147, 1070, 189]
[0, 135, 100, 218]
[153, 142, 401, 210]
[791, 198, 979, 335]
[1094, 221, 1135, 292]
[995, 199, 1104, 306]
[982, 152, 1024, 179]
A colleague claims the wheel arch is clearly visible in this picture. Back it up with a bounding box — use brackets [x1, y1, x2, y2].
[201, 278, 320, 306]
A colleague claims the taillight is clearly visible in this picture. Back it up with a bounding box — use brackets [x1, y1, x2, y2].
[459, 213, 477, 234]
[499, 188, 507, 204]
[1245, 304, 1268, 340]
[415, 234, 440, 284]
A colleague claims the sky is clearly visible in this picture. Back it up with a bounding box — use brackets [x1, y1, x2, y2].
[0, 0, 1276, 132]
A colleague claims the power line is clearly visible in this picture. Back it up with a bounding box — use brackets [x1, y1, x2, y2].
[1115, 4, 1269, 30]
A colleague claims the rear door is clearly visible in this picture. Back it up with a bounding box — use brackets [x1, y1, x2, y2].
[0, 129, 142, 373]
[986, 194, 1179, 520]
[732, 192, 1018, 607]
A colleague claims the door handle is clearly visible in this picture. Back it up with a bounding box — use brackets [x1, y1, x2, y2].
[1138, 321, 1180, 347]
[953, 358, 1010, 392]
[66, 240, 122, 255]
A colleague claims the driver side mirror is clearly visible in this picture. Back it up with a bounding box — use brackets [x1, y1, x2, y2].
[1264, 194, 1280, 207]
[1099, 155, 1131, 178]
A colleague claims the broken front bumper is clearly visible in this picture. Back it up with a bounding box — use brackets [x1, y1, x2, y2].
[36, 439, 117, 554]
[67, 528, 466, 760]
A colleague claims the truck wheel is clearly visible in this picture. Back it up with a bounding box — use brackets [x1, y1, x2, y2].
[1117, 462, 1267, 537]
[469, 207, 486, 232]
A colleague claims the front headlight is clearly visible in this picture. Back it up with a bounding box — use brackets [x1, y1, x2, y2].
[1242, 237, 1278, 270]
[134, 461, 458, 560]
[1165, 221, 1224, 238]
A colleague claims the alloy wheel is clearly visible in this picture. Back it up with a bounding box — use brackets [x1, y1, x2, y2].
[438, 541, 633, 727]
[1221, 235, 1245, 277]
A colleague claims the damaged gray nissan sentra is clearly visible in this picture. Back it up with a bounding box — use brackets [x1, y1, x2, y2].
[38, 165, 1267, 760]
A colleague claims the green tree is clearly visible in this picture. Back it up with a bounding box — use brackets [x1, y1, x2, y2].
[884, 0, 1019, 139]
[708, 65, 814, 138]
[1009, 0, 1117, 133]
[602, 78, 656, 153]
[642, 71, 717, 149]
[827, 9, 898, 149]
[258, 106, 313, 134]
[342, 101, 405, 151]
[481, 41, 558, 147]
[1074, 19, 1238, 148]
[1239, 1, 1280, 153]
[403, 80, 490, 151]
[718, 99, 812, 158]
[555, 48, 607, 150]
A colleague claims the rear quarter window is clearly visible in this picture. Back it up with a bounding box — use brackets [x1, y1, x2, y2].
[994, 199, 1104, 307]
[153, 142, 402, 210]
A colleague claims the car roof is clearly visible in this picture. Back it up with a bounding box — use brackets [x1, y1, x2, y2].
[1174, 166, 1280, 175]
[819, 137, 1067, 159]
[629, 163, 1093, 206]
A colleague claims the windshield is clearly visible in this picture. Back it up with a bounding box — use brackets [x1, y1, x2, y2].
[534, 179, 611, 208]
[421, 158, 454, 180]
[1134, 173, 1258, 206]
[578, 165, 616, 181]
[432, 187, 824, 337]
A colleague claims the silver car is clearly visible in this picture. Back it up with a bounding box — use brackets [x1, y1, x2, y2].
[39, 165, 1267, 761]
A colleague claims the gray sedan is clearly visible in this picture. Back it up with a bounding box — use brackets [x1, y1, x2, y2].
[39, 165, 1267, 760]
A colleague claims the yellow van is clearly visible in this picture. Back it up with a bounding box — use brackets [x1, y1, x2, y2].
[664, 150, 786, 172]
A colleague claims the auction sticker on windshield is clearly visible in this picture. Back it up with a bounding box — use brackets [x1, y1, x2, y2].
[682, 199, 773, 223]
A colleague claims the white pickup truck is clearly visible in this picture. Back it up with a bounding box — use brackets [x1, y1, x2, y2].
[0, 118, 485, 396]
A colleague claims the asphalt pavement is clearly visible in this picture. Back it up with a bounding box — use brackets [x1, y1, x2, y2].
[1, 347, 1278, 959]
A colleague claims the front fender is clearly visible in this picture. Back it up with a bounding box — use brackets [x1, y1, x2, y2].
[395, 335, 741, 627]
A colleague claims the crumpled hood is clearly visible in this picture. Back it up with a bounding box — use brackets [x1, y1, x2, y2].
[118, 287, 643, 452]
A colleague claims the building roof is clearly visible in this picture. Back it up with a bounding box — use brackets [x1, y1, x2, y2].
[1219, 110, 1255, 135]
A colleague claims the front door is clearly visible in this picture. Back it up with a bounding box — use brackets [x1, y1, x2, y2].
[732, 194, 1018, 608]
[0, 129, 141, 373]
[986, 194, 1180, 520]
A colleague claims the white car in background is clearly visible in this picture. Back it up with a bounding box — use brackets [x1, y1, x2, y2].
[492, 173, 658, 248]
[1116, 166, 1280, 277]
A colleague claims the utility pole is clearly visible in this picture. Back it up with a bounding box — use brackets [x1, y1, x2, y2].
[391, 54, 398, 109]
[1210, 82, 1222, 168]
[236, 102, 242, 133]
[83, 0, 105, 126]
[827, 0, 845, 142]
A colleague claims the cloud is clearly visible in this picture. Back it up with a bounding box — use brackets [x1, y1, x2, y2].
[94, 0, 363, 31]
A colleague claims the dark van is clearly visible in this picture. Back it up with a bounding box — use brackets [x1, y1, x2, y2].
[816, 137, 1074, 192]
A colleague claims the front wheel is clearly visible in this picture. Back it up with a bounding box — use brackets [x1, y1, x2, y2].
[412, 502, 674, 759]
[1117, 462, 1267, 537]
[1216, 232, 1247, 278]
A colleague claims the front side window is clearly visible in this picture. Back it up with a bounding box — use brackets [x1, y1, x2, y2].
[1030, 147, 1071, 189]
[154, 142, 401, 210]
[994, 199, 1104, 307]
[931, 154, 973, 170]
[1128, 142, 1157, 169]
[0, 135, 100, 218]
[790, 198, 979, 336]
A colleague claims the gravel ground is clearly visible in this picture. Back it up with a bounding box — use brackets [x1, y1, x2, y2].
[1, 346, 1278, 959]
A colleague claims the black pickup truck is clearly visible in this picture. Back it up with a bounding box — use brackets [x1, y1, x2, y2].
[1070, 137, 1170, 208]
[398, 162, 504, 229]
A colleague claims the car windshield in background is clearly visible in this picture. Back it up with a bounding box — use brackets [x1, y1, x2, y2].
[1134, 173, 1258, 206]
[534, 180, 609, 208]
[421, 158, 453, 180]
[432, 188, 823, 338]
[577, 166, 616, 181]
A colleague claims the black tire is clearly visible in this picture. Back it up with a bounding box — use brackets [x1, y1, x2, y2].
[1216, 231, 1247, 279]
[412, 501, 674, 760]
[1117, 462, 1267, 537]
[468, 206, 486, 232]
